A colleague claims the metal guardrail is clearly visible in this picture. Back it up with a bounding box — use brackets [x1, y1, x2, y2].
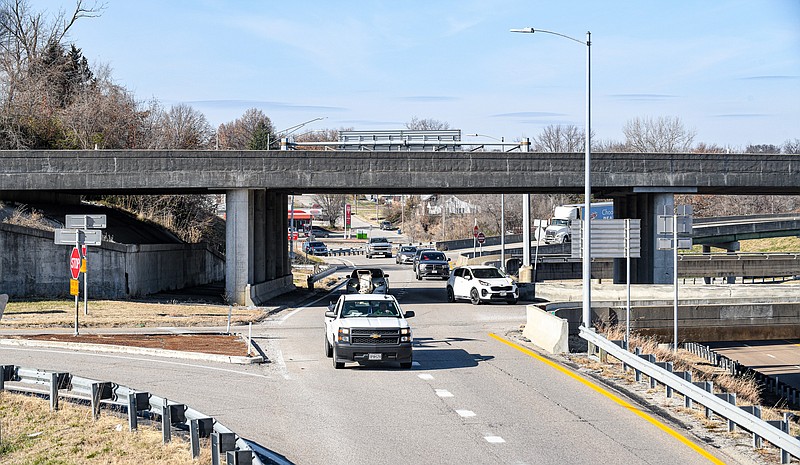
[579, 328, 800, 464]
[306, 264, 342, 289]
[1, 365, 292, 465]
[685, 342, 800, 408]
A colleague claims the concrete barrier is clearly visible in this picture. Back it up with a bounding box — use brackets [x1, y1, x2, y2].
[522, 304, 569, 354]
[0, 293, 7, 320]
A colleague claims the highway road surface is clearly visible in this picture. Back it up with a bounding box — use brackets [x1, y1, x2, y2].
[0, 252, 747, 465]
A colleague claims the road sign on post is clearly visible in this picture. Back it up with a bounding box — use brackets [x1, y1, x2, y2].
[70, 247, 81, 279]
[54, 229, 102, 246]
[473, 225, 479, 237]
[477, 232, 486, 244]
[65, 214, 107, 229]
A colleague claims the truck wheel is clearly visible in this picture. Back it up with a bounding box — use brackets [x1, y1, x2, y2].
[470, 288, 481, 305]
[446, 286, 455, 303]
[333, 355, 344, 369]
[325, 337, 332, 358]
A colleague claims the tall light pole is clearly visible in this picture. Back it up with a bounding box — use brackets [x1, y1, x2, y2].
[468, 133, 507, 272]
[511, 27, 592, 329]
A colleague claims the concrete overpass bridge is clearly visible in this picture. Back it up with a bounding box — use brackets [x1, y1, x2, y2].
[2, 149, 798, 305]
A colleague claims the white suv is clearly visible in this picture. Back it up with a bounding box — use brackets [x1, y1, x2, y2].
[446, 265, 518, 305]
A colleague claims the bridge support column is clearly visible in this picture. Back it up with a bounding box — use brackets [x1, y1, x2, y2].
[613, 191, 678, 284]
[225, 189, 294, 306]
[226, 189, 253, 305]
[703, 242, 740, 284]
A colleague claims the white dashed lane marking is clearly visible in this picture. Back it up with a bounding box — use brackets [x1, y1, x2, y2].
[484, 436, 505, 444]
[456, 410, 476, 418]
[418, 374, 434, 380]
[435, 389, 454, 398]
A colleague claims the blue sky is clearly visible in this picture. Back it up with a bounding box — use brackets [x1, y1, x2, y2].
[57, 0, 799, 148]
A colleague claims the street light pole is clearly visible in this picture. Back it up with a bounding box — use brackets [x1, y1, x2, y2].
[511, 27, 592, 329]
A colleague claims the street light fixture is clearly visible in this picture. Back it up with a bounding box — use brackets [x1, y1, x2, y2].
[511, 27, 593, 330]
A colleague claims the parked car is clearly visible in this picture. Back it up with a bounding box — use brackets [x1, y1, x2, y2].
[415, 251, 451, 280]
[412, 247, 435, 272]
[324, 293, 414, 369]
[446, 265, 518, 305]
[310, 226, 331, 238]
[303, 240, 328, 256]
[395, 245, 417, 264]
[379, 220, 392, 230]
[345, 268, 389, 294]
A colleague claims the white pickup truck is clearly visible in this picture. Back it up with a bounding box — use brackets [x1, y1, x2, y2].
[324, 294, 414, 369]
[365, 237, 393, 258]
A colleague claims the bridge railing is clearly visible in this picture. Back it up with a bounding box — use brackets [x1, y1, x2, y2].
[580, 328, 800, 464]
[0, 365, 292, 465]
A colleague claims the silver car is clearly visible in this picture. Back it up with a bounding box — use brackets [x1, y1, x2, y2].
[395, 245, 417, 264]
[345, 268, 389, 294]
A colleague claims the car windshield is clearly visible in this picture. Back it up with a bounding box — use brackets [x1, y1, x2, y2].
[310, 242, 324, 247]
[421, 252, 446, 261]
[351, 269, 384, 278]
[341, 300, 400, 317]
[471, 268, 505, 279]
[401, 246, 416, 253]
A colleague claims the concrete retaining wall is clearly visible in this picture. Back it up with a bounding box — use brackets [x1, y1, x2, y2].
[0, 223, 224, 299]
[522, 305, 569, 354]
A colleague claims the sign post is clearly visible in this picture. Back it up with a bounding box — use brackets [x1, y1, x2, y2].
[472, 221, 479, 258]
[657, 205, 693, 352]
[477, 232, 486, 257]
[56, 214, 106, 333]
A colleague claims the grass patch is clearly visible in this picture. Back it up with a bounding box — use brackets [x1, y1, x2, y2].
[0, 392, 210, 464]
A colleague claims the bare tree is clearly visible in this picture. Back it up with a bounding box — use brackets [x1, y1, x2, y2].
[312, 193, 347, 227]
[533, 124, 585, 153]
[158, 103, 213, 149]
[783, 139, 800, 154]
[622, 116, 696, 152]
[216, 107, 275, 150]
[745, 143, 780, 154]
[405, 116, 450, 131]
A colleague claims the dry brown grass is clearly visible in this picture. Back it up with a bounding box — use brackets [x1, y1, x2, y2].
[1, 204, 54, 231]
[2, 299, 266, 329]
[597, 326, 800, 438]
[0, 391, 210, 464]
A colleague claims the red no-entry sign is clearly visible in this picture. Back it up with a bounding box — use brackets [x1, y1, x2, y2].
[477, 232, 486, 244]
[70, 247, 81, 279]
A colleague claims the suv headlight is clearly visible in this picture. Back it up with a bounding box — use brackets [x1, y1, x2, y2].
[478, 280, 490, 286]
[338, 328, 350, 343]
[400, 327, 412, 342]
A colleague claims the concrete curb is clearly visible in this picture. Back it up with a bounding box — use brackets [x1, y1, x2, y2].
[0, 338, 265, 365]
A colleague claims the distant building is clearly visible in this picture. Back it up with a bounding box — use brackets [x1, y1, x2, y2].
[420, 195, 478, 215]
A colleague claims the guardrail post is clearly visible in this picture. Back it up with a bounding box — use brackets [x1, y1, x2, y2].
[50, 372, 59, 411]
[162, 398, 171, 443]
[740, 405, 762, 448]
[634, 347, 642, 382]
[128, 393, 138, 431]
[227, 450, 253, 465]
[684, 372, 693, 408]
[212, 432, 237, 465]
[664, 362, 674, 397]
[91, 382, 112, 420]
[0, 365, 14, 390]
[190, 419, 200, 459]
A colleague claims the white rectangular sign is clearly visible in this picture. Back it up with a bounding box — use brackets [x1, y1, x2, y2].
[65, 214, 107, 229]
[571, 219, 641, 259]
[54, 228, 102, 246]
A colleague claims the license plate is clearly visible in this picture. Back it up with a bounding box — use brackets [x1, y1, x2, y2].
[500, 292, 506, 296]
[368, 353, 382, 361]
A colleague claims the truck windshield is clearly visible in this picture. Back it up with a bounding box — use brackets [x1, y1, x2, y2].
[551, 219, 569, 227]
[341, 300, 400, 317]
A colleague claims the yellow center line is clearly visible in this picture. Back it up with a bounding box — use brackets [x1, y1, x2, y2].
[489, 333, 726, 465]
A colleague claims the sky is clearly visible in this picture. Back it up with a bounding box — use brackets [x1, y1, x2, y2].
[54, 0, 800, 149]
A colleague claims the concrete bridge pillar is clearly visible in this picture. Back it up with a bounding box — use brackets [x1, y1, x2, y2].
[613, 192, 675, 284]
[225, 189, 294, 306]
